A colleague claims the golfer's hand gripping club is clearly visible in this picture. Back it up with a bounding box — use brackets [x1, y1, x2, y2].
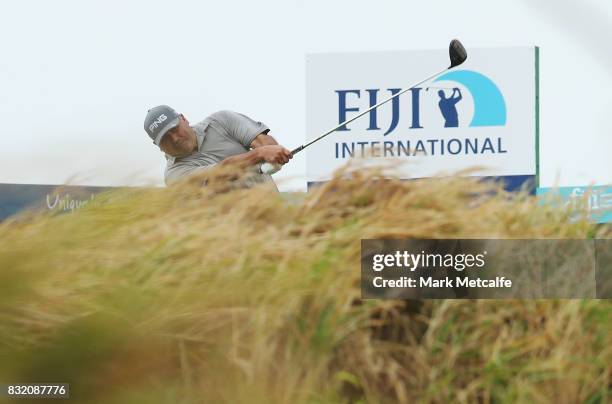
[260, 145, 303, 174]
[259, 145, 294, 175]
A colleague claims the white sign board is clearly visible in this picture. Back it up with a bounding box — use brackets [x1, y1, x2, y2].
[305, 46, 538, 187]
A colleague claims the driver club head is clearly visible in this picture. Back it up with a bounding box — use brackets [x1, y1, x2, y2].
[449, 39, 467, 68]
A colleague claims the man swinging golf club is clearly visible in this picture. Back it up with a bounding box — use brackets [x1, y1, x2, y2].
[144, 106, 292, 189]
[145, 40, 467, 186]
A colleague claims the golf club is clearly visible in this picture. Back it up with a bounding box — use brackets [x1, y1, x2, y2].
[261, 39, 467, 175]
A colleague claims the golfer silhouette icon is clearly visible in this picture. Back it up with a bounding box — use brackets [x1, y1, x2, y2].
[438, 88, 462, 127]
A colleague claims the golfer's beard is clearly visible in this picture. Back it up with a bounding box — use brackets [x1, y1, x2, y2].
[173, 149, 192, 158]
[171, 139, 196, 157]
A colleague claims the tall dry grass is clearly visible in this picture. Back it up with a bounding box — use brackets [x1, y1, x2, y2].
[0, 164, 609, 404]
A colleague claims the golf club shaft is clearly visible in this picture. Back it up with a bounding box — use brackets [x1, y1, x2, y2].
[291, 66, 448, 155]
[261, 67, 449, 175]
[260, 39, 466, 174]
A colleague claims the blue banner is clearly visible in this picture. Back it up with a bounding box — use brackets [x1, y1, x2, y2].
[0, 184, 112, 221]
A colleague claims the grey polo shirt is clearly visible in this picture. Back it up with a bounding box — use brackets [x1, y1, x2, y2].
[164, 110, 277, 190]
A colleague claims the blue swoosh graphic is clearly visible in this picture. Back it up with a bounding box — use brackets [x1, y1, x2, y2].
[434, 70, 507, 127]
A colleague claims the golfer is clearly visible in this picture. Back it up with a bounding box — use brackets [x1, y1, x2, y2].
[438, 88, 462, 128]
[144, 105, 292, 189]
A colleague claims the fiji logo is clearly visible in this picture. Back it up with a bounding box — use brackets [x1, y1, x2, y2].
[335, 69, 506, 135]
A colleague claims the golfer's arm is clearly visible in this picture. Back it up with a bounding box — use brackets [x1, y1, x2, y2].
[219, 148, 263, 168]
[219, 133, 278, 167]
[250, 133, 278, 148]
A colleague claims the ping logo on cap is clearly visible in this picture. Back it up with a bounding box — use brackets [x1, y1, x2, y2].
[149, 114, 168, 132]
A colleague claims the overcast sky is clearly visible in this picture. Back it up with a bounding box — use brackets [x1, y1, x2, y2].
[1, 0, 610, 191]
